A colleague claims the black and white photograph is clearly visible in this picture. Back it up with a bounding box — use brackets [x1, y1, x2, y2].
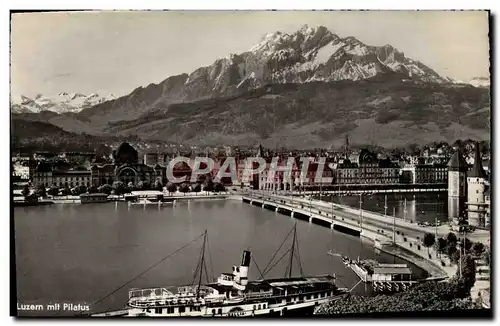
[10, 9, 492, 318]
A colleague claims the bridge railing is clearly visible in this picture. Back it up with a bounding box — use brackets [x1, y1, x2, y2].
[249, 191, 431, 234]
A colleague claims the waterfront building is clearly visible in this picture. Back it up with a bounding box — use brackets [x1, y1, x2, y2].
[300, 158, 335, 190]
[414, 163, 448, 184]
[466, 143, 488, 228]
[143, 152, 170, 167]
[485, 189, 491, 228]
[32, 162, 91, 188]
[210, 158, 234, 186]
[258, 157, 301, 191]
[91, 142, 160, 186]
[144, 152, 159, 166]
[447, 149, 468, 222]
[12, 156, 31, 181]
[335, 149, 399, 185]
[236, 160, 248, 187]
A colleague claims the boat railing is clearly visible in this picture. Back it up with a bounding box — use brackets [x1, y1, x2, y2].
[128, 285, 223, 307]
[128, 287, 174, 300]
[245, 291, 273, 299]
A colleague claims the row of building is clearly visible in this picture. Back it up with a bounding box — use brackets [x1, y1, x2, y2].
[14, 141, 488, 192]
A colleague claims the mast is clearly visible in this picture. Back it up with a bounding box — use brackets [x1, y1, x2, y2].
[288, 224, 297, 278]
[196, 230, 207, 298]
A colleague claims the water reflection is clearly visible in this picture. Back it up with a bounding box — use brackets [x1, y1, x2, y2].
[15, 200, 427, 315]
[322, 193, 448, 224]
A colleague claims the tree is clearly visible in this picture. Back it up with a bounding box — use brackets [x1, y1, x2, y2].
[179, 183, 190, 195]
[407, 143, 421, 156]
[22, 184, 30, 198]
[446, 232, 458, 246]
[450, 249, 461, 264]
[471, 242, 485, 258]
[316, 279, 473, 315]
[112, 181, 127, 196]
[154, 178, 163, 192]
[462, 238, 473, 253]
[98, 184, 112, 195]
[47, 184, 59, 197]
[196, 174, 207, 184]
[35, 184, 47, 198]
[203, 180, 214, 193]
[456, 254, 476, 292]
[483, 248, 491, 266]
[88, 185, 99, 194]
[71, 186, 85, 196]
[192, 183, 202, 193]
[435, 237, 447, 258]
[60, 186, 71, 196]
[422, 233, 435, 255]
[214, 182, 225, 193]
[25, 194, 39, 205]
[166, 182, 177, 193]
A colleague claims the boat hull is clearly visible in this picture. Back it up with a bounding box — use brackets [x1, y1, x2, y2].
[116, 293, 347, 317]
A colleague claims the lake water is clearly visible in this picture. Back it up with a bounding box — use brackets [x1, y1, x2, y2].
[317, 193, 448, 224]
[14, 199, 426, 316]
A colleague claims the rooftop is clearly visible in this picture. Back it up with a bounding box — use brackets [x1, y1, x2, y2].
[468, 143, 487, 179]
[447, 150, 467, 171]
[373, 267, 412, 275]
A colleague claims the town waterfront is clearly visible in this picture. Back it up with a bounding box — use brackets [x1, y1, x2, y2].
[14, 199, 426, 316]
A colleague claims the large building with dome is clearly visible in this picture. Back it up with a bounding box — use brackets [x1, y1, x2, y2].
[90, 142, 164, 186]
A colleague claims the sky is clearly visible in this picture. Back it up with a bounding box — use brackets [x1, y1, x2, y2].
[10, 10, 490, 99]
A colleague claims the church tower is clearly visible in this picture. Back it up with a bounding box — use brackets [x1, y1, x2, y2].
[467, 142, 487, 227]
[447, 148, 467, 222]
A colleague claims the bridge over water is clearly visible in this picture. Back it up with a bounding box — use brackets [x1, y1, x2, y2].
[242, 191, 435, 241]
[241, 191, 453, 279]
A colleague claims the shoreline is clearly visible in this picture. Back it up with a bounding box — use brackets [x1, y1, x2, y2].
[16, 192, 451, 280]
[377, 243, 448, 279]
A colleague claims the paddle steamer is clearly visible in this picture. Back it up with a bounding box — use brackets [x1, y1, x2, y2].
[93, 225, 348, 317]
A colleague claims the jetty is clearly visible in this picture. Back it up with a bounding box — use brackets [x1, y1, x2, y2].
[342, 258, 417, 293]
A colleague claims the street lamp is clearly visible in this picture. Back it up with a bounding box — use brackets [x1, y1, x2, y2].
[359, 194, 363, 232]
[403, 197, 407, 222]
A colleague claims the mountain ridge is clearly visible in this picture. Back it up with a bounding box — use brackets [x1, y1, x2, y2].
[52, 25, 455, 126]
[11, 92, 116, 114]
[11, 25, 490, 148]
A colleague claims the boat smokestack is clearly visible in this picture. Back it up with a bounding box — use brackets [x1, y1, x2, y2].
[239, 250, 251, 287]
[233, 250, 251, 291]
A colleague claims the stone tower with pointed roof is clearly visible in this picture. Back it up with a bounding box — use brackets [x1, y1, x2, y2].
[467, 142, 488, 227]
[447, 148, 467, 221]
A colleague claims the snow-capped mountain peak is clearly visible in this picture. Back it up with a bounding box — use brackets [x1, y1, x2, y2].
[469, 77, 490, 88]
[230, 25, 447, 87]
[11, 92, 116, 114]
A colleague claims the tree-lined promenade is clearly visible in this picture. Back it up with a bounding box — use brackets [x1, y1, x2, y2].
[18, 179, 228, 204]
